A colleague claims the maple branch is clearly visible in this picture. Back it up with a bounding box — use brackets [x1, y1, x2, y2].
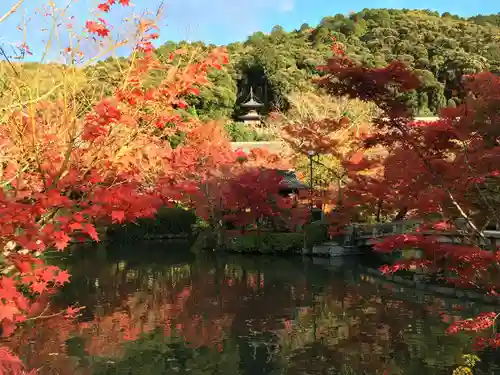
[37, 207, 61, 227]
[25, 304, 85, 321]
[25, 311, 64, 321]
[460, 141, 500, 228]
[2, 84, 64, 111]
[22, 107, 50, 190]
[311, 157, 345, 181]
[290, 140, 345, 180]
[25, 302, 52, 321]
[0, 163, 29, 188]
[51, 132, 77, 188]
[390, 119, 490, 246]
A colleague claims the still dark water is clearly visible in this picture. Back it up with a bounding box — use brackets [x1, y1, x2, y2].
[6, 240, 500, 375]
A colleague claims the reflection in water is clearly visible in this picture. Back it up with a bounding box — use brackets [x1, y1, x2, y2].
[3, 241, 499, 374]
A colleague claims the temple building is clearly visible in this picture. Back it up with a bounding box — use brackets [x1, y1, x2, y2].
[238, 87, 264, 125]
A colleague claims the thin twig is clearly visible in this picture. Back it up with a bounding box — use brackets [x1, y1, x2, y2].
[0, 83, 63, 111]
[0, 0, 25, 24]
[0, 46, 20, 77]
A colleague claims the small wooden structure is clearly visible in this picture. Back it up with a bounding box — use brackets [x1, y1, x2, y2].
[276, 169, 308, 196]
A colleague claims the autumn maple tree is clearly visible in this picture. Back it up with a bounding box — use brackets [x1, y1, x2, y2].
[222, 167, 295, 233]
[314, 39, 500, 349]
[0, 0, 236, 372]
[266, 86, 381, 226]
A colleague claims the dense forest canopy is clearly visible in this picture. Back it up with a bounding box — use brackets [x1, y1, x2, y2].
[3, 8, 500, 120]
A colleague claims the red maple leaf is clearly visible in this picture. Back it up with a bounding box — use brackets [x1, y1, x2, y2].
[31, 282, 47, 295]
[0, 346, 23, 375]
[69, 222, 82, 231]
[39, 268, 55, 282]
[54, 270, 71, 285]
[85, 21, 110, 37]
[11, 256, 34, 273]
[0, 277, 17, 295]
[83, 223, 100, 242]
[349, 151, 364, 165]
[53, 231, 71, 250]
[0, 303, 19, 322]
[97, 2, 111, 11]
[1, 320, 17, 337]
[21, 275, 37, 285]
[66, 306, 85, 318]
[111, 210, 126, 223]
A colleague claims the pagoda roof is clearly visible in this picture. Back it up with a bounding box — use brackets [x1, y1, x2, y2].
[238, 112, 262, 120]
[240, 87, 264, 108]
[241, 98, 263, 108]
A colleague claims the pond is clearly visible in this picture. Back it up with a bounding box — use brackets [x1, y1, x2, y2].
[5, 240, 500, 375]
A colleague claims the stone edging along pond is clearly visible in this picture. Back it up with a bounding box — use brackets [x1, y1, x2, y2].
[362, 266, 500, 306]
[69, 232, 191, 245]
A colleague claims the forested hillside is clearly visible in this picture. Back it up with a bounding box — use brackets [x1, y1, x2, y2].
[3, 9, 500, 119]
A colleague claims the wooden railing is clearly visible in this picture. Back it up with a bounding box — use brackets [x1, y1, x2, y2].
[342, 219, 500, 248]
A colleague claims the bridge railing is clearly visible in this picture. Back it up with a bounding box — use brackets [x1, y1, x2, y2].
[342, 219, 500, 247]
[352, 219, 422, 240]
[341, 220, 422, 246]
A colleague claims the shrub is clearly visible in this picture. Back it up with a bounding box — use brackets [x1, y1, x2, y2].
[227, 232, 304, 254]
[304, 220, 329, 249]
[224, 122, 275, 142]
[108, 207, 198, 240]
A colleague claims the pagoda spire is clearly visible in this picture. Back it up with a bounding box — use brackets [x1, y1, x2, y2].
[241, 86, 264, 109]
[249, 86, 255, 100]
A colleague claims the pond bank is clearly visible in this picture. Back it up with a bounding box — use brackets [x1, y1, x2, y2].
[359, 265, 500, 306]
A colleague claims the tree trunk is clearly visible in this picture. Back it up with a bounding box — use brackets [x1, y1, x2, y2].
[394, 207, 408, 221]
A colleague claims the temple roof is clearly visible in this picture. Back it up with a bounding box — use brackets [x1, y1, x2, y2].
[240, 87, 264, 108]
[238, 110, 262, 121]
[277, 170, 309, 190]
[258, 168, 308, 190]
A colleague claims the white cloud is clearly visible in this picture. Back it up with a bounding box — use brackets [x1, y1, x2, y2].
[278, 0, 295, 12]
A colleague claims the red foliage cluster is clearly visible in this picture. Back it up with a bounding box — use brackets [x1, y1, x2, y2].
[0, 1, 299, 372]
[221, 166, 309, 231]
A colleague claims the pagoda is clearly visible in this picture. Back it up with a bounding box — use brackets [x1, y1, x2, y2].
[238, 87, 264, 125]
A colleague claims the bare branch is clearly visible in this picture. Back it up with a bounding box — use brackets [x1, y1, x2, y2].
[0, 0, 24, 24]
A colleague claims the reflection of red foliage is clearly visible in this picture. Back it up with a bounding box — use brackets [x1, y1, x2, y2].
[5, 314, 77, 375]
[77, 281, 236, 358]
[78, 287, 195, 357]
[6, 257, 483, 375]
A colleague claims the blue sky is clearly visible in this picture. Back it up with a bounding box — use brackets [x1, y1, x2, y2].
[0, 0, 497, 61]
